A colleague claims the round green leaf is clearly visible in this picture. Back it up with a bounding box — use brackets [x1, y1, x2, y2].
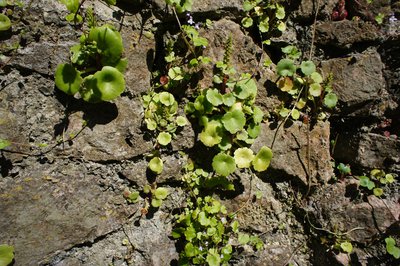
[212, 152, 236, 176]
[309, 83, 322, 97]
[234, 148, 254, 168]
[247, 123, 261, 139]
[276, 4, 286, 19]
[241, 17, 253, 28]
[0, 14, 11, 31]
[223, 93, 236, 107]
[277, 21, 286, 32]
[157, 132, 172, 146]
[148, 157, 163, 174]
[277, 59, 296, 77]
[0, 244, 14, 266]
[54, 63, 82, 95]
[88, 25, 123, 65]
[300, 60, 316, 76]
[222, 110, 246, 134]
[88, 66, 125, 101]
[184, 242, 198, 258]
[253, 106, 264, 123]
[310, 72, 323, 83]
[0, 0, 7, 7]
[176, 116, 187, 127]
[373, 187, 383, 197]
[151, 198, 163, 208]
[324, 93, 338, 108]
[238, 233, 250, 245]
[154, 187, 169, 200]
[199, 121, 223, 147]
[206, 249, 221, 266]
[252, 146, 273, 172]
[259, 16, 269, 33]
[159, 91, 175, 106]
[385, 174, 395, 183]
[233, 78, 257, 100]
[206, 88, 223, 106]
[291, 109, 300, 120]
[168, 66, 184, 81]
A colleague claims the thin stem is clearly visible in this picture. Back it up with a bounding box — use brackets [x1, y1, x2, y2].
[172, 7, 197, 57]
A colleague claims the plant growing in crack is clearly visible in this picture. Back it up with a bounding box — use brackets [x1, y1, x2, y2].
[55, 13, 127, 103]
[385, 236, 400, 259]
[275, 47, 338, 122]
[358, 169, 396, 197]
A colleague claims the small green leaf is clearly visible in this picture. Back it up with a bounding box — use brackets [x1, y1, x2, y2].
[159, 92, 175, 106]
[309, 83, 322, 97]
[176, 116, 187, 127]
[55, 63, 82, 95]
[168, 67, 184, 81]
[238, 233, 250, 245]
[222, 110, 246, 134]
[222, 93, 236, 107]
[231, 220, 239, 233]
[252, 146, 273, 172]
[148, 157, 163, 174]
[0, 14, 11, 31]
[151, 198, 163, 207]
[198, 211, 210, 226]
[0, 139, 11, 150]
[234, 148, 254, 168]
[212, 152, 236, 177]
[300, 60, 316, 76]
[243, 1, 255, 11]
[324, 93, 338, 108]
[157, 132, 172, 146]
[0, 244, 14, 266]
[206, 88, 223, 106]
[154, 187, 169, 200]
[199, 121, 223, 147]
[206, 248, 221, 266]
[310, 72, 323, 83]
[385, 237, 400, 259]
[385, 174, 395, 183]
[184, 242, 197, 258]
[291, 109, 300, 120]
[234, 78, 257, 100]
[259, 17, 270, 33]
[340, 241, 353, 253]
[373, 187, 383, 197]
[277, 59, 296, 76]
[337, 163, 351, 175]
[241, 17, 253, 28]
[276, 4, 286, 19]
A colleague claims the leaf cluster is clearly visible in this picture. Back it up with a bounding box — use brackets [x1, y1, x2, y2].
[358, 169, 396, 197]
[166, 0, 193, 13]
[276, 53, 338, 121]
[143, 91, 187, 146]
[55, 24, 127, 103]
[385, 237, 400, 259]
[0, 0, 17, 32]
[241, 0, 286, 44]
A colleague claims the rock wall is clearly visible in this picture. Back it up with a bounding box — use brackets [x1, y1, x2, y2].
[0, 0, 399, 265]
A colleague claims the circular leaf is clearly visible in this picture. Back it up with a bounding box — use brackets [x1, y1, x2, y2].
[212, 152, 236, 176]
[340, 242, 353, 253]
[157, 132, 172, 146]
[154, 187, 169, 200]
[222, 110, 246, 134]
[277, 77, 294, 92]
[311, 72, 323, 83]
[54, 63, 82, 95]
[88, 25, 123, 65]
[309, 83, 322, 97]
[253, 106, 264, 123]
[199, 121, 223, 147]
[206, 88, 223, 106]
[259, 16, 269, 33]
[0, 244, 14, 266]
[223, 93, 236, 106]
[148, 157, 163, 174]
[151, 198, 163, 208]
[300, 60, 316, 76]
[234, 148, 254, 168]
[176, 116, 187, 127]
[276, 59, 296, 77]
[159, 91, 175, 106]
[324, 93, 338, 108]
[0, 14, 11, 31]
[291, 109, 300, 120]
[90, 66, 125, 101]
[252, 146, 273, 172]
[241, 17, 253, 28]
[233, 78, 257, 100]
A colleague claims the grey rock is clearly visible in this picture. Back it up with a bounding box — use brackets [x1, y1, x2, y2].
[321, 50, 387, 114]
[316, 20, 380, 48]
[152, 0, 242, 15]
[295, 0, 338, 21]
[0, 161, 136, 266]
[253, 121, 333, 185]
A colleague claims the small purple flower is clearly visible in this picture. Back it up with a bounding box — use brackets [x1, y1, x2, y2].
[389, 14, 398, 23]
[187, 17, 194, 25]
[194, 23, 200, 30]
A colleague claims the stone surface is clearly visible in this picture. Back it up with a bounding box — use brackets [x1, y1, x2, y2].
[152, 0, 242, 15]
[295, 0, 337, 21]
[336, 132, 400, 173]
[316, 20, 380, 48]
[309, 181, 399, 244]
[253, 121, 333, 186]
[0, 160, 136, 266]
[321, 50, 387, 114]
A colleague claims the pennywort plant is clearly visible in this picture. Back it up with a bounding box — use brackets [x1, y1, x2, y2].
[385, 236, 400, 259]
[241, 0, 286, 45]
[55, 23, 127, 103]
[358, 169, 396, 197]
[0, 244, 14, 266]
[0, 0, 23, 31]
[275, 47, 338, 121]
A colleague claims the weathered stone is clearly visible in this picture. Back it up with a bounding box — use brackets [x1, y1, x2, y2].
[253, 121, 333, 185]
[0, 161, 136, 266]
[335, 132, 400, 173]
[316, 20, 380, 48]
[346, 0, 391, 22]
[321, 50, 387, 114]
[295, 0, 337, 20]
[309, 181, 399, 244]
[54, 97, 153, 162]
[152, 0, 242, 15]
